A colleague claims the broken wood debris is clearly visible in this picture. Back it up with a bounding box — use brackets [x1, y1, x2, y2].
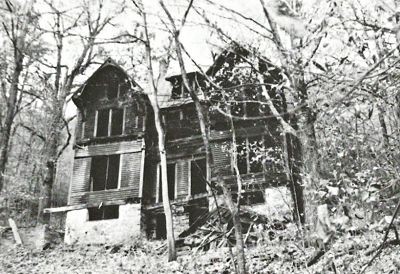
[8, 218, 23, 246]
[177, 206, 288, 251]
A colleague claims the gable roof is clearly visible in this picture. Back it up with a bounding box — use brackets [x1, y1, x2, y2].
[159, 45, 280, 109]
[72, 58, 142, 108]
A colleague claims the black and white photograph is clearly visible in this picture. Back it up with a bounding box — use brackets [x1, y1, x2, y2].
[0, 0, 400, 273]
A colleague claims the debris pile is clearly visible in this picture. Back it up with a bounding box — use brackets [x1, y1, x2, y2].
[178, 206, 289, 251]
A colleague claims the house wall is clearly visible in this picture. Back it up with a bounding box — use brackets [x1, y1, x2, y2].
[69, 140, 144, 206]
[64, 203, 141, 245]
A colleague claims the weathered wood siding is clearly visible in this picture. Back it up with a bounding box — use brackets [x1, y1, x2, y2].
[70, 157, 92, 194]
[120, 152, 142, 189]
[75, 140, 142, 157]
[70, 187, 139, 205]
[176, 160, 189, 198]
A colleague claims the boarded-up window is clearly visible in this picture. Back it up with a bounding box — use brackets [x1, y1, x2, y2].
[91, 155, 120, 191]
[191, 159, 207, 195]
[158, 163, 176, 202]
[88, 205, 119, 221]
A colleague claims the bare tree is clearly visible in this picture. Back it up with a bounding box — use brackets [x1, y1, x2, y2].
[131, 0, 177, 261]
[0, 0, 38, 192]
[36, 0, 126, 230]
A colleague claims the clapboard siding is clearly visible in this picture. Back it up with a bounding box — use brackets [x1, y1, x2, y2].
[69, 187, 139, 205]
[176, 160, 189, 198]
[120, 152, 142, 190]
[70, 158, 91, 194]
[75, 140, 142, 157]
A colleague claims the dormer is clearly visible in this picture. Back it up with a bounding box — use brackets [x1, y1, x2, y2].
[72, 58, 146, 145]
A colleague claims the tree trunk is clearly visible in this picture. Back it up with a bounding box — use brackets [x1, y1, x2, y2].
[141, 5, 176, 259]
[0, 52, 24, 192]
[283, 132, 305, 225]
[220, 182, 246, 274]
[151, 95, 177, 261]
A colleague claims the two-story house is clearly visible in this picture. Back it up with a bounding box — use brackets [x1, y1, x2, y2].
[58, 47, 292, 245]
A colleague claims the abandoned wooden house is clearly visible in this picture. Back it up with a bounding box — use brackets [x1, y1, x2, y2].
[53, 47, 294, 245]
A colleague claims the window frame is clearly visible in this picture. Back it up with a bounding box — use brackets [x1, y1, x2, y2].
[233, 135, 268, 175]
[156, 162, 177, 203]
[90, 154, 121, 192]
[94, 108, 125, 137]
[189, 157, 207, 196]
[88, 205, 119, 221]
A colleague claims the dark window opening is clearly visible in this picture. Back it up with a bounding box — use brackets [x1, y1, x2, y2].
[91, 155, 120, 191]
[96, 109, 124, 137]
[158, 163, 176, 202]
[88, 205, 119, 221]
[96, 109, 109, 137]
[191, 158, 207, 195]
[111, 109, 124, 135]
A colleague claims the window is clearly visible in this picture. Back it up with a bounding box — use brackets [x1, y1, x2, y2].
[96, 109, 109, 137]
[111, 109, 124, 135]
[158, 163, 176, 202]
[91, 155, 120, 191]
[191, 158, 207, 195]
[95, 108, 124, 137]
[234, 136, 266, 175]
[88, 205, 119, 221]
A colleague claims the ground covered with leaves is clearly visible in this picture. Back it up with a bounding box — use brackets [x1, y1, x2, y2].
[1, 229, 399, 274]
